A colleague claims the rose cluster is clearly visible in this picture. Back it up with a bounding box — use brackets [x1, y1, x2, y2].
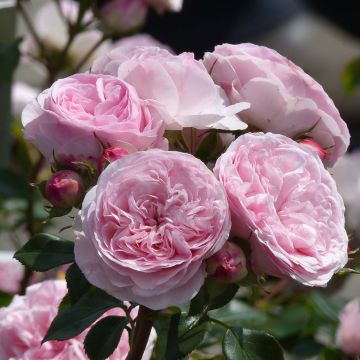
[20, 41, 350, 316]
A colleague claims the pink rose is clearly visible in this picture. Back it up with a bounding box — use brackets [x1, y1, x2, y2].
[22, 73, 165, 164]
[0, 252, 24, 294]
[100, 0, 148, 34]
[204, 43, 350, 167]
[92, 46, 250, 131]
[112, 34, 173, 53]
[0, 280, 155, 360]
[214, 132, 348, 286]
[336, 298, 360, 356]
[75, 149, 231, 310]
[45, 170, 85, 208]
[299, 139, 327, 161]
[206, 242, 247, 283]
[98, 146, 129, 172]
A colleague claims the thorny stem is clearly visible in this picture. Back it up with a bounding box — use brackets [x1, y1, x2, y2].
[126, 306, 157, 360]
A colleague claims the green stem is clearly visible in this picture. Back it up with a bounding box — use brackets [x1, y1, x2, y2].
[126, 306, 157, 360]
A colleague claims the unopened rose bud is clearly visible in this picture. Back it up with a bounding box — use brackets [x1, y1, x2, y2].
[98, 147, 129, 173]
[336, 298, 360, 356]
[45, 170, 85, 209]
[206, 242, 247, 283]
[299, 139, 327, 160]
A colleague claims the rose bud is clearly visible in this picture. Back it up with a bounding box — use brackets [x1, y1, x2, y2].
[336, 298, 360, 356]
[207, 242, 248, 283]
[299, 138, 327, 160]
[98, 146, 129, 173]
[45, 170, 85, 209]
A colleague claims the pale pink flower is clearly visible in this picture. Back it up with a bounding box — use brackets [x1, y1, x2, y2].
[336, 299, 360, 356]
[204, 43, 350, 167]
[112, 34, 173, 53]
[75, 149, 231, 310]
[22, 73, 166, 164]
[45, 170, 85, 208]
[92, 46, 250, 131]
[299, 139, 327, 161]
[0, 280, 155, 360]
[0, 252, 24, 294]
[100, 0, 148, 34]
[214, 132, 348, 286]
[206, 242, 247, 283]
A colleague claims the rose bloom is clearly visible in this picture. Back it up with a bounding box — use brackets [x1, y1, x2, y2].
[0, 280, 155, 360]
[92, 46, 250, 131]
[0, 252, 24, 294]
[100, 0, 148, 34]
[22, 73, 165, 164]
[75, 149, 231, 310]
[203, 43, 350, 167]
[22, 0, 109, 71]
[336, 298, 360, 356]
[214, 132, 348, 286]
[112, 34, 173, 53]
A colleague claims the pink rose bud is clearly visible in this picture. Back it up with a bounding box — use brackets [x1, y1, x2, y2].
[45, 170, 85, 208]
[336, 298, 360, 356]
[299, 139, 327, 160]
[98, 146, 129, 173]
[207, 242, 247, 283]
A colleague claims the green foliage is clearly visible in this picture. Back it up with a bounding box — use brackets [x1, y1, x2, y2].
[343, 57, 360, 94]
[84, 316, 129, 360]
[0, 291, 13, 308]
[66, 263, 92, 304]
[189, 278, 239, 315]
[14, 233, 74, 271]
[43, 287, 122, 342]
[223, 328, 284, 360]
[155, 310, 210, 359]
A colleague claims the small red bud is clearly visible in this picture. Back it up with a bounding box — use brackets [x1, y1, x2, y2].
[299, 139, 327, 160]
[45, 170, 85, 209]
[98, 147, 129, 173]
[207, 242, 248, 283]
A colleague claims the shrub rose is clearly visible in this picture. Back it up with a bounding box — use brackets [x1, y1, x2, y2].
[206, 242, 247, 283]
[100, 0, 148, 34]
[0, 280, 155, 360]
[112, 34, 173, 53]
[0, 252, 24, 294]
[75, 149, 231, 310]
[92, 46, 250, 131]
[22, 73, 166, 164]
[336, 298, 360, 356]
[214, 132, 348, 286]
[203, 43, 350, 167]
[98, 146, 129, 173]
[45, 170, 85, 208]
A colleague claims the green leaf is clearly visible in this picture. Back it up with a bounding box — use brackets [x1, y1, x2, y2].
[155, 312, 209, 358]
[66, 263, 92, 304]
[343, 57, 360, 94]
[319, 347, 349, 360]
[223, 328, 247, 360]
[0, 168, 30, 199]
[84, 316, 129, 360]
[43, 287, 121, 341]
[306, 291, 340, 323]
[14, 233, 74, 271]
[0, 291, 13, 307]
[178, 315, 209, 355]
[211, 300, 268, 329]
[223, 328, 284, 360]
[189, 278, 239, 315]
[0, 40, 20, 82]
